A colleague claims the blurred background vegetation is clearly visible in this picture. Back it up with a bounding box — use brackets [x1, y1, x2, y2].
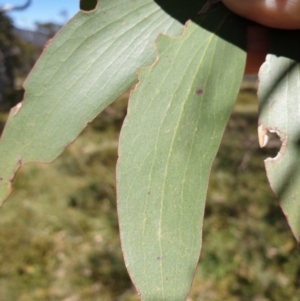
[0, 6, 299, 301]
[0, 11, 41, 110]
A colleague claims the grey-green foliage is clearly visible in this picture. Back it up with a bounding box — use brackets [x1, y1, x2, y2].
[0, 0, 300, 300]
[117, 17, 245, 300]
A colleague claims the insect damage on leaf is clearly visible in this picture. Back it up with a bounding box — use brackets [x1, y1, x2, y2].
[258, 124, 285, 162]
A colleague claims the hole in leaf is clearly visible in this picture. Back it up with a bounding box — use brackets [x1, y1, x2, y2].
[80, 0, 97, 12]
[262, 130, 282, 160]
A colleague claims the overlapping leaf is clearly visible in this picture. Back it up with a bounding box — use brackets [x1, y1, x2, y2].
[0, 0, 202, 204]
[117, 9, 246, 300]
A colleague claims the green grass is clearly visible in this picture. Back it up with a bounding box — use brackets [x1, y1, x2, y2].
[0, 90, 299, 301]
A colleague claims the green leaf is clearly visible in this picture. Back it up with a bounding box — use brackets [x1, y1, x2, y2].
[0, 0, 202, 204]
[258, 54, 300, 242]
[117, 11, 246, 301]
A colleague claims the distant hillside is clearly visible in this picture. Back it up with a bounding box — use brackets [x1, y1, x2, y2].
[13, 24, 62, 47]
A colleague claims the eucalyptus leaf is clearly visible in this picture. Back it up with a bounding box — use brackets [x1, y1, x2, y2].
[258, 28, 300, 242]
[258, 55, 300, 242]
[0, 0, 206, 204]
[117, 10, 246, 300]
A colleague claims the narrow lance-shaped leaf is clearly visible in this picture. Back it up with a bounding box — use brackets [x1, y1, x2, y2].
[0, 0, 203, 204]
[117, 10, 246, 301]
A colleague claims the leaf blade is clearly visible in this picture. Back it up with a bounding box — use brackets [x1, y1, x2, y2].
[258, 54, 300, 242]
[117, 12, 246, 300]
[0, 0, 201, 204]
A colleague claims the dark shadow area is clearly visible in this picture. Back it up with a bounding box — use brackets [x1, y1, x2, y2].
[264, 130, 282, 159]
[269, 29, 300, 63]
[154, 0, 300, 61]
[154, 0, 247, 51]
[80, 0, 98, 12]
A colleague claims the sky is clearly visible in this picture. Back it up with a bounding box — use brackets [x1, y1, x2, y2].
[0, 0, 80, 30]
